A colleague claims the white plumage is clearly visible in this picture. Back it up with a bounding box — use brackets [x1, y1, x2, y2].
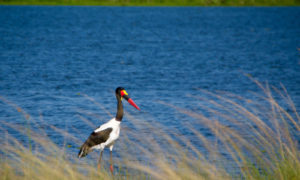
[92, 118, 121, 152]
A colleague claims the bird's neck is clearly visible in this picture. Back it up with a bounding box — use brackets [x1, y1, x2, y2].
[115, 98, 123, 121]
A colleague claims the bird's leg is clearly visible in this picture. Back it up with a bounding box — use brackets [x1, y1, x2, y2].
[97, 151, 103, 170]
[109, 150, 114, 175]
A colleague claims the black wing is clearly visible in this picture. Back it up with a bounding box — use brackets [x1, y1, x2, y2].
[78, 128, 113, 158]
[85, 127, 113, 146]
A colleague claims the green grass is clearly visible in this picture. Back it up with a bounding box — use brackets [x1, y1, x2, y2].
[0, 0, 299, 6]
[0, 80, 299, 179]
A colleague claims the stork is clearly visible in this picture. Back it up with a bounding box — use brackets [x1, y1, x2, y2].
[78, 87, 140, 174]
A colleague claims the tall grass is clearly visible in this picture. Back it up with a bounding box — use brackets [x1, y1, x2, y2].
[0, 81, 299, 179]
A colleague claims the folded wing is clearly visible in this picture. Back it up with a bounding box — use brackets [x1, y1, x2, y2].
[78, 128, 113, 158]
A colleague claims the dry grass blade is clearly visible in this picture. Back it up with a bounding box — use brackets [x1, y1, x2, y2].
[1, 82, 299, 179]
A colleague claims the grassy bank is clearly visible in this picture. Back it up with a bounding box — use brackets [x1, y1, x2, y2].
[0, 0, 299, 6]
[0, 81, 299, 179]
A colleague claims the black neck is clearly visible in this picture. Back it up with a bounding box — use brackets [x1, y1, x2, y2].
[115, 97, 123, 121]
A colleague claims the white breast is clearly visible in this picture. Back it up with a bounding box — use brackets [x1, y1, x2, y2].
[92, 118, 121, 150]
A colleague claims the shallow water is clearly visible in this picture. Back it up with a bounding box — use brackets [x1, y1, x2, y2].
[0, 6, 299, 160]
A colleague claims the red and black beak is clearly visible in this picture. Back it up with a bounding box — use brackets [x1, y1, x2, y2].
[121, 90, 140, 110]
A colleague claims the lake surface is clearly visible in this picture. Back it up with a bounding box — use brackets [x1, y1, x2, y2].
[0, 6, 299, 162]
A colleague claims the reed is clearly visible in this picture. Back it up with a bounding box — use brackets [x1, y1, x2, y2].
[0, 81, 299, 179]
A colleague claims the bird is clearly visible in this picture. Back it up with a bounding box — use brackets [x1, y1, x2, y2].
[78, 87, 140, 174]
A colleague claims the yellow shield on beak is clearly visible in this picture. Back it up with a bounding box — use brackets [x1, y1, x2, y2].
[121, 90, 128, 101]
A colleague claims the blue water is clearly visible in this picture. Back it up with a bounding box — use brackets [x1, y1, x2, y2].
[0, 6, 299, 161]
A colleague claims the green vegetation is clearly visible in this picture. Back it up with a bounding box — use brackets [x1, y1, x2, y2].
[0, 80, 299, 179]
[0, 0, 299, 6]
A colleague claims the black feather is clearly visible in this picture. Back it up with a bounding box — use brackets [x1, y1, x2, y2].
[78, 128, 113, 158]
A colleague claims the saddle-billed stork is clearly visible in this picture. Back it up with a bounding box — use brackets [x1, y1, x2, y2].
[78, 87, 140, 174]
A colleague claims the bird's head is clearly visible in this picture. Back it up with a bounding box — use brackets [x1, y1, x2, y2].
[115, 87, 140, 110]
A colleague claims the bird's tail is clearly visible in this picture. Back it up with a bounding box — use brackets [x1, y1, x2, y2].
[78, 143, 92, 158]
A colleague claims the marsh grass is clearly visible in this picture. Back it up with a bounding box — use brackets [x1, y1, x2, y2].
[0, 81, 299, 179]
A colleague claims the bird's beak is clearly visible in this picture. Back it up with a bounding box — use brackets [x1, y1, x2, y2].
[121, 90, 140, 110]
